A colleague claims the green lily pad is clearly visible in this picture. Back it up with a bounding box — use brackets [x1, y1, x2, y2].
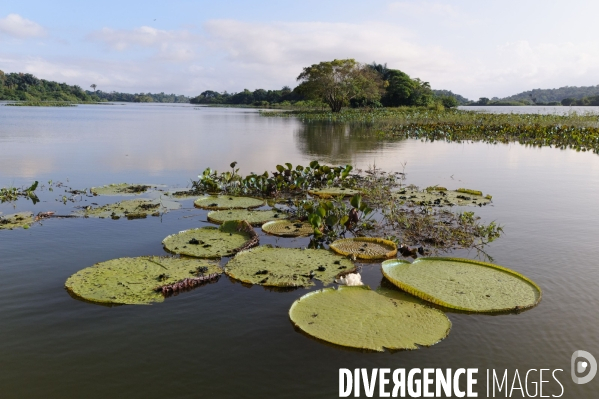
[261, 220, 313, 237]
[0, 212, 33, 230]
[225, 246, 355, 287]
[162, 220, 259, 259]
[382, 257, 542, 313]
[78, 198, 180, 219]
[91, 183, 155, 196]
[194, 195, 265, 210]
[288, 286, 451, 351]
[394, 188, 491, 207]
[329, 237, 397, 260]
[308, 187, 361, 198]
[207, 209, 288, 226]
[65, 256, 222, 305]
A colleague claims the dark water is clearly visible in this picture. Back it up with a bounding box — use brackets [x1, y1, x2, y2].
[1, 104, 598, 398]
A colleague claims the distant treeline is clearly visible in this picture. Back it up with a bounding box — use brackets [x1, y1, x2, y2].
[561, 96, 599, 106]
[0, 70, 94, 102]
[88, 90, 190, 103]
[190, 86, 304, 106]
[501, 85, 599, 104]
[432, 90, 470, 104]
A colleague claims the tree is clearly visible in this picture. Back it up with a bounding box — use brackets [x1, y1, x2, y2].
[296, 59, 384, 112]
[439, 95, 459, 109]
[90, 84, 97, 92]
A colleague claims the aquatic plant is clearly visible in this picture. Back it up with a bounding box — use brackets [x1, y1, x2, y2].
[0, 212, 34, 230]
[224, 246, 355, 287]
[0, 181, 39, 204]
[194, 195, 265, 210]
[90, 183, 154, 196]
[207, 209, 288, 226]
[382, 257, 542, 312]
[288, 286, 451, 351]
[307, 187, 361, 198]
[394, 187, 491, 207]
[261, 220, 313, 237]
[79, 198, 180, 219]
[162, 220, 259, 259]
[329, 237, 397, 260]
[65, 256, 221, 305]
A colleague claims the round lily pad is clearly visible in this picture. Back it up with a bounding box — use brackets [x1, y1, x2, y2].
[308, 187, 361, 198]
[261, 220, 313, 237]
[65, 256, 221, 305]
[78, 198, 180, 219]
[289, 286, 451, 351]
[0, 212, 33, 230]
[382, 257, 542, 313]
[225, 246, 355, 287]
[329, 237, 397, 260]
[162, 220, 259, 259]
[91, 183, 154, 196]
[207, 209, 288, 226]
[194, 195, 265, 210]
[394, 188, 491, 207]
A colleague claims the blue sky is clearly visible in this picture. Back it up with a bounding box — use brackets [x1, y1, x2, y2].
[1, 0, 598, 99]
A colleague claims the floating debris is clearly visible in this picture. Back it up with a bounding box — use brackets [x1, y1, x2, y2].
[335, 273, 363, 286]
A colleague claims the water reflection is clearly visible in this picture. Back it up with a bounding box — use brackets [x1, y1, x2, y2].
[294, 122, 402, 164]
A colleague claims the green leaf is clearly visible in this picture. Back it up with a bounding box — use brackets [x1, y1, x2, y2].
[350, 194, 361, 209]
[340, 215, 349, 226]
[309, 160, 319, 168]
[276, 165, 285, 173]
[325, 215, 339, 227]
[316, 206, 326, 218]
[285, 163, 293, 170]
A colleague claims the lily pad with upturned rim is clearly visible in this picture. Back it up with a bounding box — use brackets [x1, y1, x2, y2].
[225, 246, 355, 287]
[308, 187, 361, 198]
[0, 212, 33, 230]
[207, 209, 288, 226]
[91, 183, 155, 196]
[288, 286, 451, 351]
[194, 195, 265, 210]
[329, 237, 397, 260]
[162, 220, 259, 259]
[261, 220, 313, 237]
[65, 256, 222, 305]
[382, 257, 542, 313]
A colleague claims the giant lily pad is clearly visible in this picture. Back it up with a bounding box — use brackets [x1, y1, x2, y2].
[65, 256, 222, 305]
[382, 257, 542, 313]
[308, 187, 361, 198]
[261, 220, 313, 237]
[78, 198, 180, 219]
[194, 195, 264, 210]
[329, 237, 397, 260]
[394, 188, 491, 207]
[207, 209, 288, 226]
[91, 183, 155, 196]
[225, 246, 355, 287]
[0, 212, 33, 230]
[162, 220, 259, 259]
[288, 286, 451, 351]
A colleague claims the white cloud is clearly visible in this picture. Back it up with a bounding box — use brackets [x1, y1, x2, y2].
[88, 26, 200, 61]
[0, 14, 46, 39]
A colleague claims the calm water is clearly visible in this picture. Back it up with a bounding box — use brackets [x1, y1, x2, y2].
[1, 104, 598, 398]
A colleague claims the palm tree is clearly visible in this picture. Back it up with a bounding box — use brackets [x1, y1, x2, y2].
[90, 84, 97, 92]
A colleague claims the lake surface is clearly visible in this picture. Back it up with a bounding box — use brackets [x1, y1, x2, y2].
[1, 104, 598, 398]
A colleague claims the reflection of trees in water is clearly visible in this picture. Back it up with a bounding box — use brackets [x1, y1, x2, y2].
[295, 122, 402, 164]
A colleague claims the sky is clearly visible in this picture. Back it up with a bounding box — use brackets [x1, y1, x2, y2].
[1, 0, 598, 100]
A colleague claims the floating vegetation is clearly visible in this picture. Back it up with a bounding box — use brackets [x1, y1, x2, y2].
[194, 195, 265, 210]
[329, 237, 397, 260]
[90, 183, 154, 196]
[207, 209, 287, 226]
[0, 212, 34, 230]
[261, 220, 314, 237]
[288, 286, 451, 351]
[382, 257, 542, 313]
[78, 198, 180, 219]
[225, 246, 355, 287]
[162, 220, 259, 259]
[65, 256, 221, 305]
[0, 181, 39, 204]
[5, 101, 76, 107]
[394, 187, 491, 207]
[308, 187, 361, 198]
